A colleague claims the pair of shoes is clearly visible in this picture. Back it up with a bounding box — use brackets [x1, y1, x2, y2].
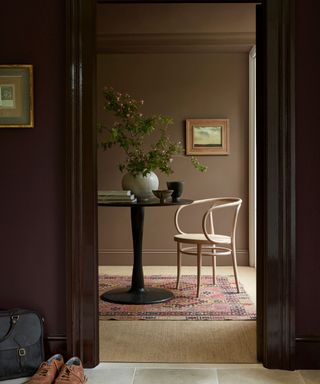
[28, 354, 87, 384]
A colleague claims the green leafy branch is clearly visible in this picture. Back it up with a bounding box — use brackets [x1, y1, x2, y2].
[98, 87, 207, 176]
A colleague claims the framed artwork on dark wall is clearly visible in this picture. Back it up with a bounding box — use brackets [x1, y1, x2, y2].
[0, 65, 34, 128]
[186, 118, 230, 155]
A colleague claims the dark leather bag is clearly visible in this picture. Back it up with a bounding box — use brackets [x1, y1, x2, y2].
[0, 308, 44, 380]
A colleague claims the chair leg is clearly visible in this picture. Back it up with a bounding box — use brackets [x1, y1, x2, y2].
[231, 243, 240, 293]
[212, 254, 216, 286]
[197, 244, 202, 298]
[176, 242, 181, 289]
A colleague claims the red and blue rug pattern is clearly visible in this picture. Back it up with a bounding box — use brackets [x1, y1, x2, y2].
[99, 274, 256, 321]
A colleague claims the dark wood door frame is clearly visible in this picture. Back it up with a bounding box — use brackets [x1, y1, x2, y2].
[65, 0, 295, 369]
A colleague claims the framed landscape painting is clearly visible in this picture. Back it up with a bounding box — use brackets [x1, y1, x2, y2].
[186, 118, 230, 155]
[0, 65, 34, 128]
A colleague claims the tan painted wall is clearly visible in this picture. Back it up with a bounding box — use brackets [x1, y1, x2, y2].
[96, 4, 254, 266]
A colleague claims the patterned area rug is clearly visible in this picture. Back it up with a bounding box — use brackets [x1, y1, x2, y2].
[99, 275, 256, 321]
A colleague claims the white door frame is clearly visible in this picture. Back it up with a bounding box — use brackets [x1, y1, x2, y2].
[249, 45, 256, 267]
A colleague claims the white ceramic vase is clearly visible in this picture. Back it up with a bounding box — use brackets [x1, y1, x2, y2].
[121, 171, 159, 201]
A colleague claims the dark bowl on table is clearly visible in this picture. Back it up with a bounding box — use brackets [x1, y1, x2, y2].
[152, 189, 173, 203]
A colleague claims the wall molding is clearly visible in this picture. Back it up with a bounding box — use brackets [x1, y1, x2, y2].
[295, 338, 320, 369]
[66, 0, 98, 367]
[296, 336, 320, 343]
[249, 45, 256, 267]
[98, 248, 249, 266]
[98, 248, 249, 255]
[97, 32, 256, 53]
[45, 335, 67, 341]
[44, 335, 67, 358]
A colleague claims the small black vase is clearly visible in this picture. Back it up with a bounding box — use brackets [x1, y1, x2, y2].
[166, 181, 184, 201]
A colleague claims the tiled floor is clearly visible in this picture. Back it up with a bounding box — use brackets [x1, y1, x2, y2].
[3, 363, 320, 384]
[83, 363, 320, 384]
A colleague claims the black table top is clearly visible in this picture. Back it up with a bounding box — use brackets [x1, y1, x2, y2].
[98, 198, 193, 207]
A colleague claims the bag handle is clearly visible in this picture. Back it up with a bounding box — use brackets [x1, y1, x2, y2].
[0, 314, 19, 342]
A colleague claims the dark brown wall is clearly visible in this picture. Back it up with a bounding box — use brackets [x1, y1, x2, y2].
[0, 0, 66, 354]
[295, 0, 320, 369]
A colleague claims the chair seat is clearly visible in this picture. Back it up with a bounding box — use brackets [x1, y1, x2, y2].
[174, 233, 231, 245]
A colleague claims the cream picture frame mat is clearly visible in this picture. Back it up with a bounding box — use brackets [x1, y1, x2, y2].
[0, 76, 23, 118]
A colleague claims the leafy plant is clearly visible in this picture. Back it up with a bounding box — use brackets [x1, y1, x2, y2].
[98, 87, 207, 176]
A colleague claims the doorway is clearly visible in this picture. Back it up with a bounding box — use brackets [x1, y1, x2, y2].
[65, 0, 295, 369]
[96, 2, 256, 364]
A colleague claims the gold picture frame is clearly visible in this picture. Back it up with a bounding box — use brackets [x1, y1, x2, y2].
[186, 118, 230, 155]
[0, 64, 34, 128]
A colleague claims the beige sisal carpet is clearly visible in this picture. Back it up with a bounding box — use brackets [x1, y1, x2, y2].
[99, 320, 257, 363]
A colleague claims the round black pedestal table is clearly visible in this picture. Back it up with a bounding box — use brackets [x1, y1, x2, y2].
[98, 198, 193, 305]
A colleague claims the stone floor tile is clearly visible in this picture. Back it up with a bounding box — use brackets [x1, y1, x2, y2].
[0, 379, 29, 384]
[217, 368, 305, 384]
[133, 368, 218, 384]
[85, 364, 135, 384]
[299, 370, 320, 384]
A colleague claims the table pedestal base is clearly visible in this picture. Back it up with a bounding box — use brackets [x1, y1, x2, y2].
[100, 287, 174, 304]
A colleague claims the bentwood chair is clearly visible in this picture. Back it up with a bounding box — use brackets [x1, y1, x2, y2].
[174, 197, 242, 297]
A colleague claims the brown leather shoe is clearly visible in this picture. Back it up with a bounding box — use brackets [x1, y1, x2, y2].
[28, 354, 64, 384]
[55, 357, 87, 384]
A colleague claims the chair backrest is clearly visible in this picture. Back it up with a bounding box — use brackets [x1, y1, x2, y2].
[174, 197, 242, 244]
[202, 198, 242, 243]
